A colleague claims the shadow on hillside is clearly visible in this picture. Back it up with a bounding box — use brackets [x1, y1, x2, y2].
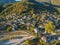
[0, 6, 4, 13]
[0, 0, 17, 12]
[53, 5, 60, 8]
[29, 0, 60, 15]
[0, 0, 16, 4]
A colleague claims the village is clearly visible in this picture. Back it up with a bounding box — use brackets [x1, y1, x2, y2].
[0, 12, 60, 44]
[0, 0, 60, 45]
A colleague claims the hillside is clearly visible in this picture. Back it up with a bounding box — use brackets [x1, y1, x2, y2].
[0, 0, 60, 5]
[0, 1, 60, 45]
[0, 0, 17, 4]
[0, 1, 60, 16]
[36, 0, 60, 5]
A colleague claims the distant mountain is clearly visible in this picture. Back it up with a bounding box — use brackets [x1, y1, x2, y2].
[0, 0, 17, 4]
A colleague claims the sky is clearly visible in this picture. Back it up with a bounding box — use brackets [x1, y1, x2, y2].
[15, 0, 21, 1]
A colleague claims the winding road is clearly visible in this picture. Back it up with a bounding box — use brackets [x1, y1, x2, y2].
[0, 30, 35, 45]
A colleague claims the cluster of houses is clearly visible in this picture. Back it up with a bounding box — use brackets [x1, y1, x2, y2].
[0, 13, 60, 43]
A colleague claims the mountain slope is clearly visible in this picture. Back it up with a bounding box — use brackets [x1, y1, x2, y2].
[0, 0, 60, 16]
[0, 0, 16, 4]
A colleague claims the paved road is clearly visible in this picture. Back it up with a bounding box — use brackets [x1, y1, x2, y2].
[0, 35, 34, 45]
[5, 36, 34, 45]
[0, 31, 35, 45]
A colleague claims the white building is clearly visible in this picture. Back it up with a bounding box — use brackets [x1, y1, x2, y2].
[34, 28, 38, 33]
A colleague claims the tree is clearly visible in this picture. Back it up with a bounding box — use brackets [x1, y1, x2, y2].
[45, 21, 56, 34]
[6, 26, 12, 32]
[29, 9, 34, 15]
[1, 2, 28, 15]
[25, 39, 31, 45]
[52, 40, 60, 45]
[39, 39, 49, 45]
[41, 14, 47, 22]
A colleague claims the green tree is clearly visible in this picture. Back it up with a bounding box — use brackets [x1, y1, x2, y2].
[6, 26, 12, 32]
[52, 40, 60, 45]
[45, 21, 56, 34]
[25, 39, 31, 45]
[39, 39, 49, 45]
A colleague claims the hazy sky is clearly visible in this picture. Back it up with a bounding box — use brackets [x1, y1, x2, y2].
[15, 0, 21, 1]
